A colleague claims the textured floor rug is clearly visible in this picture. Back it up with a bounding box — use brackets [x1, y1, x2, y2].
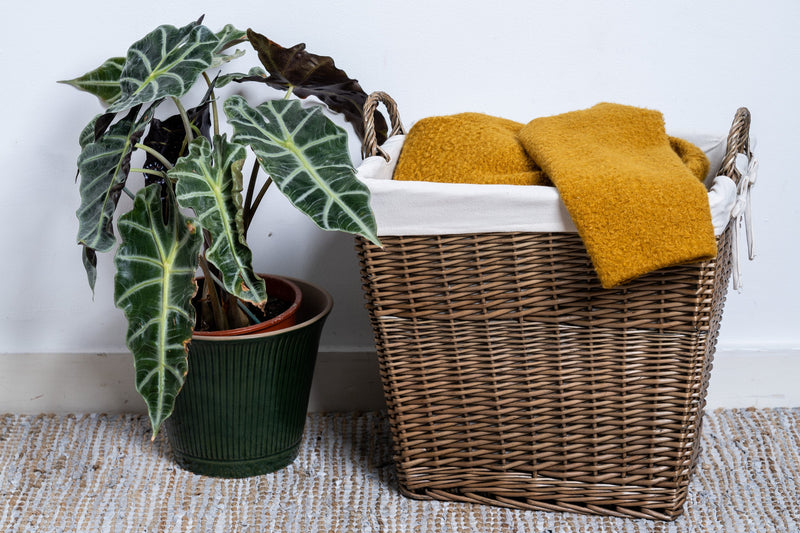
[0, 409, 798, 532]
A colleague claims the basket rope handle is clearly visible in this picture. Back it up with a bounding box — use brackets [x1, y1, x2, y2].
[719, 107, 757, 290]
[720, 107, 752, 184]
[362, 91, 407, 160]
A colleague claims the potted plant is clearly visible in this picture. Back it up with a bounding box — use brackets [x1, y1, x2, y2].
[60, 17, 386, 476]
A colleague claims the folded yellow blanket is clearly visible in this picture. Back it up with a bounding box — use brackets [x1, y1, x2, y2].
[393, 113, 551, 186]
[392, 104, 716, 288]
[518, 103, 715, 288]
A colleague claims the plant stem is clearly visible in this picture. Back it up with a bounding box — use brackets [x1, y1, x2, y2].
[172, 97, 194, 144]
[243, 159, 260, 237]
[202, 72, 220, 137]
[134, 144, 174, 170]
[199, 255, 228, 331]
[200, 265, 262, 326]
[122, 187, 135, 200]
[131, 168, 167, 179]
[245, 177, 272, 234]
[218, 36, 247, 52]
[236, 300, 262, 324]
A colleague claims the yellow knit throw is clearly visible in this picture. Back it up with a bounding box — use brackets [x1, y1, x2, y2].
[393, 113, 551, 186]
[392, 104, 716, 288]
[518, 103, 715, 288]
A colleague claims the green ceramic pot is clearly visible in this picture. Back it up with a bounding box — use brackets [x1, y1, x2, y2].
[164, 277, 333, 478]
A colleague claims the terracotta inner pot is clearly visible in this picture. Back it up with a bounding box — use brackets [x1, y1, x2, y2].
[192, 274, 302, 338]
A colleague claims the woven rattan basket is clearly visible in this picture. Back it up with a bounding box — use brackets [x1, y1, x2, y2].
[355, 93, 753, 520]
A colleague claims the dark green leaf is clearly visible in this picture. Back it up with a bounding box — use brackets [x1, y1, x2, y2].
[114, 183, 202, 437]
[109, 21, 220, 112]
[141, 101, 211, 177]
[245, 29, 387, 143]
[82, 246, 97, 294]
[59, 57, 125, 106]
[225, 96, 380, 245]
[76, 105, 154, 253]
[170, 135, 267, 304]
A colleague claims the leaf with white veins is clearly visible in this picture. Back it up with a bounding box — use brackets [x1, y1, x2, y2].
[170, 135, 267, 304]
[114, 183, 202, 437]
[109, 21, 219, 112]
[214, 24, 246, 51]
[225, 96, 380, 245]
[211, 23, 247, 68]
[59, 57, 125, 106]
[76, 105, 153, 253]
[216, 66, 266, 88]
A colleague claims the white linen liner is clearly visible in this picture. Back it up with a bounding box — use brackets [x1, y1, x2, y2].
[356, 133, 737, 237]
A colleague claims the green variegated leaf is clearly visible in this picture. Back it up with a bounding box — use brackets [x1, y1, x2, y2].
[170, 135, 267, 304]
[59, 57, 125, 106]
[225, 96, 380, 245]
[210, 48, 245, 69]
[77, 116, 104, 187]
[114, 183, 202, 437]
[211, 24, 247, 68]
[76, 105, 154, 253]
[78, 112, 116, 149]
[216, 66, 266, 88]
[215, 24, 246, 51]
[109, 21, 220, 112]
[79, 115, 101, 149]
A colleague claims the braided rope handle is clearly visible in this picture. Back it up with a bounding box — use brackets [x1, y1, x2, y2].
[720, 107, 752, 184]
[362, 91, 407, 160]
[718, 107, 756, 290]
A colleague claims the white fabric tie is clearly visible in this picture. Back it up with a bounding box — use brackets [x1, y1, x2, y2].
[729, 152, 758, 290]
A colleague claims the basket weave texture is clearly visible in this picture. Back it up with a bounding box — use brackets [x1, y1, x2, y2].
[356, 96, 751, 521]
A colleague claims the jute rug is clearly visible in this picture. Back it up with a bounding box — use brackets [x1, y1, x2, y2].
[0, 409, 798, 532]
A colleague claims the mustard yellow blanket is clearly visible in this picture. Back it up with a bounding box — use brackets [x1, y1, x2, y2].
[393, 104, 716, 288]
[393, 113, 551, 186]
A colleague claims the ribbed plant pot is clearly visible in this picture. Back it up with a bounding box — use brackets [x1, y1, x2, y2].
[164, 277, 333, 478]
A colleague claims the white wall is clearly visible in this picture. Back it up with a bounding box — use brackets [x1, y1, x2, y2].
[1, 1, 798, 408]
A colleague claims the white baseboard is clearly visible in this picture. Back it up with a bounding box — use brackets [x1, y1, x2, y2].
[704, 349, 800, 409]
[0, 349, 797, 414]
[0, 351, 387, 415]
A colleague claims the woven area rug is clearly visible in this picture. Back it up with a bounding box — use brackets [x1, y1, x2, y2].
[1, 409, 798, 532]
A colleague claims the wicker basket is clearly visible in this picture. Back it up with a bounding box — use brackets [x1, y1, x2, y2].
[355, 93, 752, 521]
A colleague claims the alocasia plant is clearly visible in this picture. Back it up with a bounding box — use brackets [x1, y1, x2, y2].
[60, 18, 383, 436]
